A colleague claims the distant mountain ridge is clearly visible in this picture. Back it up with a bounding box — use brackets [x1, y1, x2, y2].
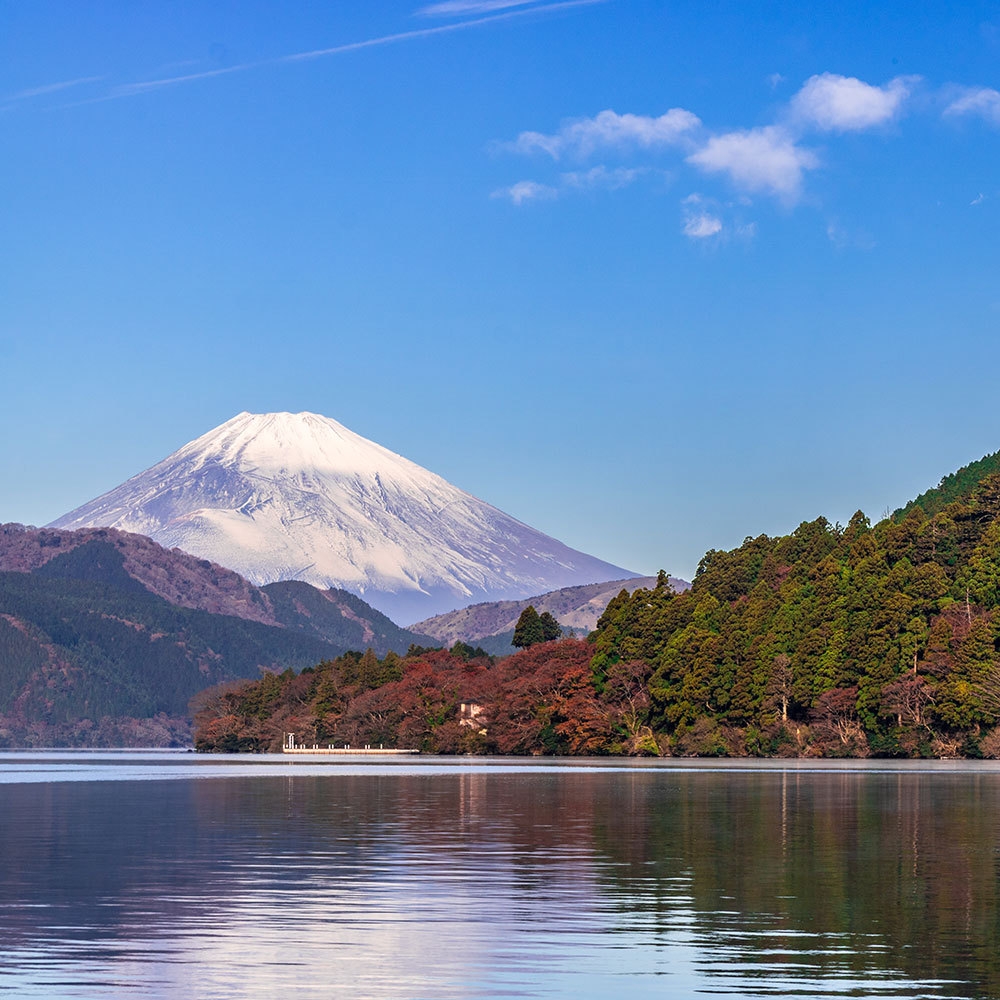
[0, 523, 434, 746]
[49, 411, 637, 622]
[411, 574, 690, 652]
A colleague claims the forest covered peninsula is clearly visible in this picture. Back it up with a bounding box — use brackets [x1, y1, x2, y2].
[194, 451, 1000, 758]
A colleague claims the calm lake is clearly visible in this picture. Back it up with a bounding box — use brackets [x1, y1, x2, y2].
[1, 753, 999, 999]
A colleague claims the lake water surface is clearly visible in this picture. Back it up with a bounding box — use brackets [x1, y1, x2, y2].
[1, 753, 999, 999]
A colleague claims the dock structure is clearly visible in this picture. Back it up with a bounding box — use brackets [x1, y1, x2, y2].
[282, 733, 419, 755]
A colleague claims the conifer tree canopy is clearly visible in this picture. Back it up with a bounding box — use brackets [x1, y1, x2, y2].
[538, 611, 562, 642]
[512, 606, 545, 648]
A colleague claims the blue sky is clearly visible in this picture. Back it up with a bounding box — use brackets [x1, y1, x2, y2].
[2, 0, 999, 582]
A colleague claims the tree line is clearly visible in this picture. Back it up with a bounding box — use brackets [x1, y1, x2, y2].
[194, 463, 1000, 757]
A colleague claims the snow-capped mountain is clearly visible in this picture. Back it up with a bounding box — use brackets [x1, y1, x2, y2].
[50, 411, 636, 622]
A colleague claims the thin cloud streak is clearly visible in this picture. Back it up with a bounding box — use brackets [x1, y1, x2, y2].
[7, 75, 104, 102]
[417, 0, 543, 16]
[114, 65, 253, 97]
[101, 0, 606, 100]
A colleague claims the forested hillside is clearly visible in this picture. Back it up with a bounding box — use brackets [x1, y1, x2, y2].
[193, 640, 657, 755]
[195, 457, 1000, 758]
[894, 450, 1000, 521]
[0, 527, 432, 746]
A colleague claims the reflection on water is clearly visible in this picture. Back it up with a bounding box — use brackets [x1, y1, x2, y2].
[0, 755, 998, 999]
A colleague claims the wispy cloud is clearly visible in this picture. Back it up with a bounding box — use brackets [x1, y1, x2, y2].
[687, 126, 818, 202]
[417, 0, 543, 16]
[6, 75, 104, 103]
[680, 194, 755, 241]
[111, 65, 250, 98]
[507, 108, 701, 159]
[493, 165, 647, 203]
[62, 0, 603, 104]
[789, 73, 915, 132]
[944, 86, 1000, 126]
[561, 165, 646, 190]
[491, 180, 558, 204]
[683, 212, 723, 239]
[826, 218, 876, 250]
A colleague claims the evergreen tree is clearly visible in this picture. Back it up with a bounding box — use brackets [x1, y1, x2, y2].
[538, 611, 562, 642]
[513, 606, 545, 648]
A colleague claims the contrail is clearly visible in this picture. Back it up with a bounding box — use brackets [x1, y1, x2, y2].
[104, 0, 607, 100]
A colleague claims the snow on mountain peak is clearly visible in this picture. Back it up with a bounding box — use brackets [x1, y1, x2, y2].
[50, 411, 636, 623]
[175, 411, 420, 479]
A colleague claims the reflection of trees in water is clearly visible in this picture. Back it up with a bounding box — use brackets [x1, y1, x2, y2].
[586, 770, 1000, 996]
[1, 768, 998, 996]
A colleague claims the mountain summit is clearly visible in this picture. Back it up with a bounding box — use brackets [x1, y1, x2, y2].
[51, 411, 635, 622]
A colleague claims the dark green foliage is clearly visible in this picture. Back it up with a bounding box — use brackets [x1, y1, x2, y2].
[468, 630, 518, 657]
[261, 580, 434, 655]
[512, 605, 544, 648]
[588, 576, 679, 693]
[34, 540, 151, 594]
[0, 538, 438, 744]
[0, 617, 48, 706]
[450, 641, 491, 660]
[510, 607, 561, 648]
[538, 611, 562, 642]
[583, 469, 1000, 756]
[0, 548, 392, 741]
[895, 450, 1000, 521]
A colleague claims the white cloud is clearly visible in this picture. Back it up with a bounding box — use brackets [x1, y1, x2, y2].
[687, 126, 818, 201]
[683, 213, 723, 238]
[790, 73, 915, 131]
[971, 192, 987, 205]
[768, 73, 785, 90]
[561, 165, 645, 190]
[508, 108, 701, 159]
[491, 180, 558, 204]
[944, 86, 1000, 126]
[680, 194, 754, 241]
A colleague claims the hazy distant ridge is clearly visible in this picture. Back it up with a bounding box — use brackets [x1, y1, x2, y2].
[411, 575, 690, 648]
